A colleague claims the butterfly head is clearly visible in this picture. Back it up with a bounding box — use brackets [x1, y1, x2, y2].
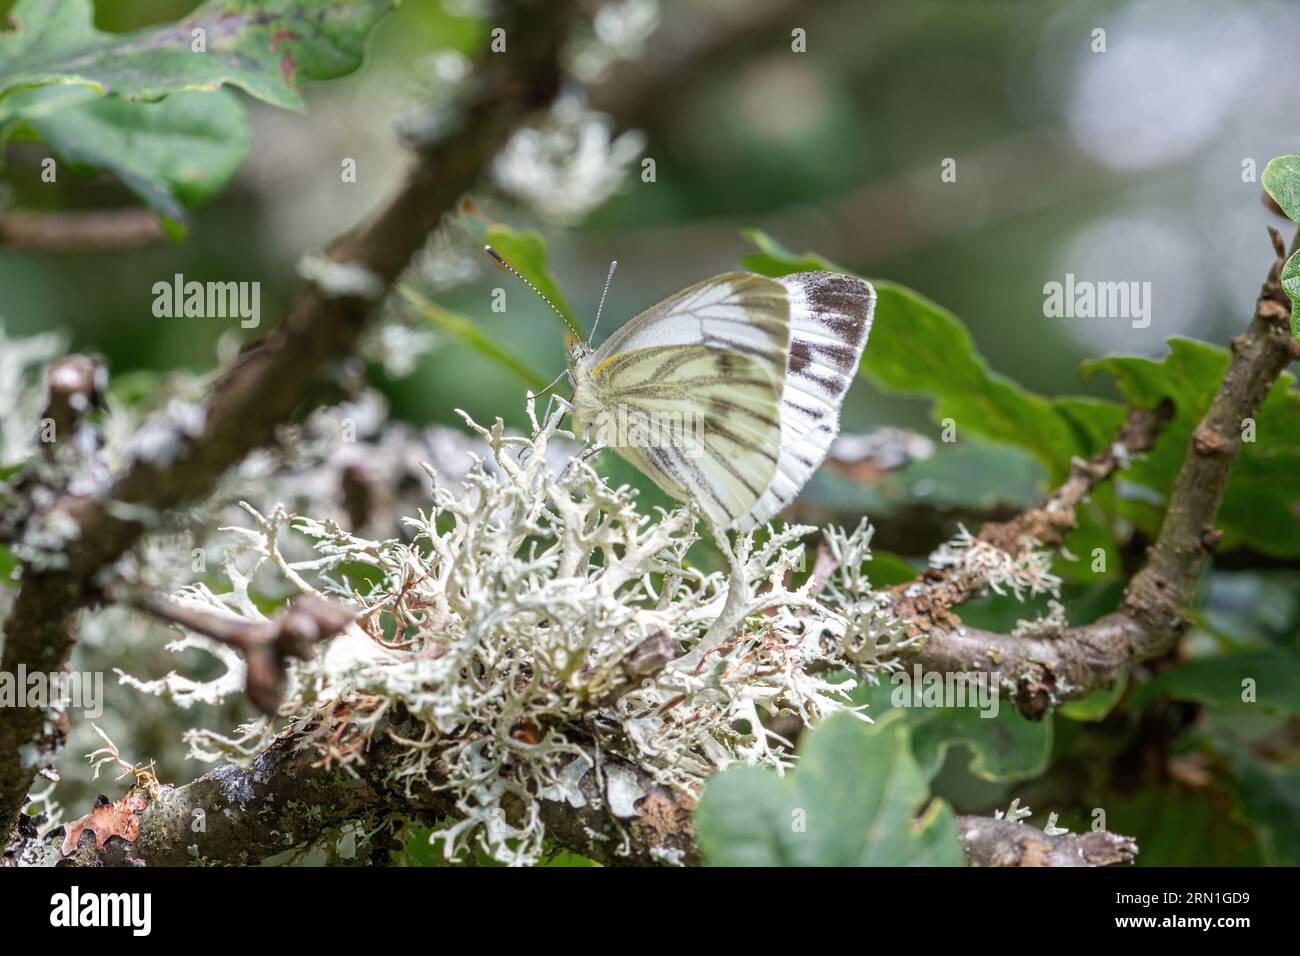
[567, 339, 593, 366]
[565, 339, 595, 402]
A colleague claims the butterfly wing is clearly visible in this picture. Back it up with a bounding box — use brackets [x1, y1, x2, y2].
[586, 343, 784, 527]
[592, 271, 792, 365]
[739, 271, 875, 528]
[581, 270, 874, 531]
[583, 273, 789, 526]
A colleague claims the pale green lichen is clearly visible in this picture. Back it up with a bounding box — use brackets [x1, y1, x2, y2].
[930, 524, 1061, 601]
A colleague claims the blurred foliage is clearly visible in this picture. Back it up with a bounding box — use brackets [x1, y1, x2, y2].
[1086, 341, 1300, 556]
[399, 285, 547, 391]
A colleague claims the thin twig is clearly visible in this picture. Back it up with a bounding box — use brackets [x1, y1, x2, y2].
[0, 208, 166, 251]
[129, 593, 356, 716]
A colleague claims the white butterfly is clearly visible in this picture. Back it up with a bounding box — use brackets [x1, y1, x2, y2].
[485, 248, 874, 530]
[564, 269, 875, 531]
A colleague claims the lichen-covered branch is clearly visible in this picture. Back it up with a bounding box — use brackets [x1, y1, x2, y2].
[976, 402, 1172, 555]
[45, 712, 1132, 868]
[20, 393, 1143, 870]
[957, 815, 1137, 867]
[0, 0, 576, 842]
[129, 594, 356, 717]
[889, 402, 1172, 638]
[36, 709, 694, 868]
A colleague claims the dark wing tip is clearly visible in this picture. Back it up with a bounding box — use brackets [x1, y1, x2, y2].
[782, 271, 875, 351]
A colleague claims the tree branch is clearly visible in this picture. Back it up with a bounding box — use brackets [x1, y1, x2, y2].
[50, 710, 698, 868]
[0, 0, 576, 842]
[889, 402, 1171, 637]
[903, 229, 1300, 718]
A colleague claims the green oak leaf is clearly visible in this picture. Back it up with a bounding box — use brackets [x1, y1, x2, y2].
[1, 86, 249, 227]
[800, 434, 1044, 519]
[1131, 650, 1300, 717]
[0, 0, 394, 224]
[1262, 154, 1300, 224]
[852, 677, 1052, 781]
[695, 713, 964, 866]
[0, 0, 396, 111]
[1085, 340, 1300, 556]
[909, 703, 1051, 781]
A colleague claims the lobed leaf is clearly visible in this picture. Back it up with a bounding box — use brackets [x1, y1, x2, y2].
[1084, 339, 1300, 556]
[851, 678, 1053, 782]
[0, 0, 394, 225]
[1, 86, 249, 228]
[0, 0, 396, 111]
[695, 713, 964, 866]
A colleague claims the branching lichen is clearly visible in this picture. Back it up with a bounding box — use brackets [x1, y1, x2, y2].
[929, 524, 1062, 601]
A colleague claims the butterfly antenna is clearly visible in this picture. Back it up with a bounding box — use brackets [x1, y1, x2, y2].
[589, 259, 618, 344]
[484, 245, 568, 324]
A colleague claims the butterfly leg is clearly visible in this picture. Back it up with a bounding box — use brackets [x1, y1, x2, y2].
[538, 392, 570, 431]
